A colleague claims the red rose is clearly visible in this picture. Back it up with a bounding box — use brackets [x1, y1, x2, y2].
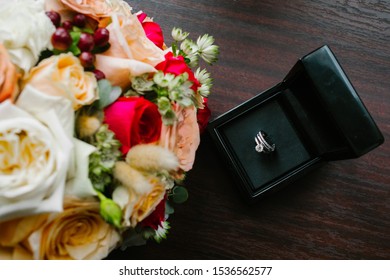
[104, 97, 162, 155]
[155, 52, 200, 91]
[137, 12, 147, 23]
[137, 12, 164, 49]
[140, 195, 166, 230]
[197, 98, 211, 134]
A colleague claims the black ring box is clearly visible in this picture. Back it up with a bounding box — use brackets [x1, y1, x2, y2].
[208, 45, 384, 201]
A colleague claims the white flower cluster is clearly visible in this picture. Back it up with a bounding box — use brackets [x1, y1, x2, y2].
[172, 27, 219, 67]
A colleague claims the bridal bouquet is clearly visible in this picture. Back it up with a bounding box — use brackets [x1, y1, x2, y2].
[0, 0, 218, 260]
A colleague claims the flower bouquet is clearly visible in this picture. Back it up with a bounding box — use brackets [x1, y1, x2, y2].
[0, 0, 218, 260]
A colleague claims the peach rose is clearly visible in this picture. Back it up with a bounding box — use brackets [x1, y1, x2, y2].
[131, 180, 166, 226]
[0, 44, 20, 102]
[27, 197, 120, 260]
[23, 53, 98, 110]
[113, 162, 166, 228]
[55, 0, 132, 20]
[160, 105, 201, 171]
[95, 13, 164, 89]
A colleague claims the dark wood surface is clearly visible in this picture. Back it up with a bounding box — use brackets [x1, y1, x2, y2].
[109, 0, 390, 259]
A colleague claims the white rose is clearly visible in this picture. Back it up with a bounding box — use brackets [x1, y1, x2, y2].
[16, 85, 98, 199]
[0, 0, 55, 74]
[0, 100, 73, 222]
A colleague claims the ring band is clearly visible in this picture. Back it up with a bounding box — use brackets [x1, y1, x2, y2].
[255, 131, 275, 154]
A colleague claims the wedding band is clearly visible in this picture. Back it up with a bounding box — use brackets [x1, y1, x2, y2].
[255, 130, 275, 154]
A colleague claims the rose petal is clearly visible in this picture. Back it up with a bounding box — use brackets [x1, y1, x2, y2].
[142, 21, 164, 49]
[95, 55, 157, 90]
[17, 85, 74, 136]
[65, 139, 97, 198]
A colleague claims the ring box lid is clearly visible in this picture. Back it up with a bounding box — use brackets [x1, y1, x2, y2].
[283, 45, 384, 160]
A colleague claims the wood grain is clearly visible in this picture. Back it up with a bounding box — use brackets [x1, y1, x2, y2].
[108, 0, 390, 259]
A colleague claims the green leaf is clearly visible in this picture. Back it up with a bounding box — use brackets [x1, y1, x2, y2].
[72, 26, 82, 33]
[82, 27, 94, 34]
[68, 31, 81, 56]
[70, 31, 81, 44]
[165, 201, 175, 215]
[172, 186, 189, 204]
[68, 44, 81, 56]
[52, 49, 62, 55]
[96, 79, 122, 109]
[172, 43, 177, 56]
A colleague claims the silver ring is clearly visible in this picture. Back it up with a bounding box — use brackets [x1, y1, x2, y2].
[255, 130, 275, 154]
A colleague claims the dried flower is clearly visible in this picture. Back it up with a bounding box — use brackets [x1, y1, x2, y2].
[113, 161, 153, 195]
[126, 144, 179, 173]
[77, 115, 102, 139]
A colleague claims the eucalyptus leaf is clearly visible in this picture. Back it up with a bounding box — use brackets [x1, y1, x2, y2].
[172, 186, 188, 204]
[97, 79, 122, 109]
[165, 201, 175, 215]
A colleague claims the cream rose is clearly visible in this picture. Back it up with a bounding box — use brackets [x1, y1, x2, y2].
[0, 44, 20, 102]
[0, 0, 55, 74]
[113, 173, 166, 227]
[0, 100, 73, 222]
[23, 53, 98, 110]
[27, 197, 120, 260]
[95, 13, 165, 89]
[160, 105, 201, 171]
[0, 214, 48, 260]
[130, 180, 166, 226]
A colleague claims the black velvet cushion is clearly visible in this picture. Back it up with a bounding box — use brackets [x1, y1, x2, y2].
[221, 98, 312, 191]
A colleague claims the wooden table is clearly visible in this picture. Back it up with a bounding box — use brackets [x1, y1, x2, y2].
[108, 0, 390, 259]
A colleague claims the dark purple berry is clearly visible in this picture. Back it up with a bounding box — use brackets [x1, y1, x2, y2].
[93, 28, 110, 47]
[77, 33, 95, 52]
[92, 69, 106, 80]
[46, 11, 61, 28]
[62, 20, 73, 30]
[73, 14, 87, 28]
[51, 27, 72, 51]
[79, 52, 95, 69]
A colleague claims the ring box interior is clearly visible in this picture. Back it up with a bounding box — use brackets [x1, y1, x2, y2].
[208, 45, 384, 201]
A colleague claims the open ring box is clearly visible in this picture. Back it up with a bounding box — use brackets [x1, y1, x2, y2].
[208, 45, 384, 201]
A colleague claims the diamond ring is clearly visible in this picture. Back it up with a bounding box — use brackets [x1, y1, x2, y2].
[255, 131, 275, 154]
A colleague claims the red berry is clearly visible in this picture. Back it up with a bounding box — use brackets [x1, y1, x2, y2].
[73, 14, 87, 27]
[62, 20, 73, 30]
[79, 52, 95, 69]
[51, 27, 72, 51]
[77, 33, 95, 52]
[46, 11, 61, 28]
[93, 28, 110, 47]
[92, 69, 106, 80]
